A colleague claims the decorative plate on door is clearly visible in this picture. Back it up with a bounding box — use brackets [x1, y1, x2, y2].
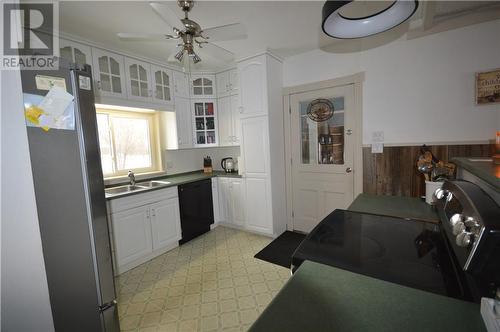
[307, 99, 334, 122]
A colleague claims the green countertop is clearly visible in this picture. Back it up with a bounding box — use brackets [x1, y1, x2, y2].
[452, 157, 500, 190]
[105, 170, 241, 200]
[250, 261, 485, 332]
[348, 193, 439, 223]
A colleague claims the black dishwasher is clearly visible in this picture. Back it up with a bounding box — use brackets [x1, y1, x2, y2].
[178, 179, 214, 244]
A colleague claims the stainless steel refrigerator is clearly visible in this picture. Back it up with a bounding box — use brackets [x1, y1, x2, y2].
[21, 59, 120, 331]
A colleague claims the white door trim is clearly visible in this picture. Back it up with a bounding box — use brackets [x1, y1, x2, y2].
[283, 73, 364, 231]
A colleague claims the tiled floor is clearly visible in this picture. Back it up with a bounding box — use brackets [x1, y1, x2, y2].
[116, 226, 290, 332]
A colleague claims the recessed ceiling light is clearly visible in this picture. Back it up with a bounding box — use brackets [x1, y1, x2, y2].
[322, 0, 419, 39]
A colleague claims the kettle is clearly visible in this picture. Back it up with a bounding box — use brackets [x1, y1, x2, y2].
[221, 157, 235, 173]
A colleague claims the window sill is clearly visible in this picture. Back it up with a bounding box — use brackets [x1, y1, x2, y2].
[104, 170, 167, 186]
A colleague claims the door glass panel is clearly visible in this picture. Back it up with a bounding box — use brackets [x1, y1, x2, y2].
[60, 46, 72, 61]
[112, 76, 122, 93]
[204, 87, 213, 95]
[131, 80, 139, 96]
[193, 87, 202, 95]
[129, 64, 138, 80]
[193, 78, 202, 86]
[139, 66, 147, 81]
[206, 131, 216, 144]
[100, 74, 111, 91]
[155, 71, 162, 84]
[194, 103, 204, 116]
[110, 58, 120, 75]
[162, 72, 169, 86]
[203, 78, 212, 86]
[155, 85, 163, 99]
[74, 48, 86, 65]
[98, 56, 109, 73]
[140, 82, 148, 97]
[196, 132, 206, 144]
[299, 97, 345, 165]
[164, 87, 170, 101]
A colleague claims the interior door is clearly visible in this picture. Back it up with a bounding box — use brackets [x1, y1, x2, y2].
[290, 85, 355, 233]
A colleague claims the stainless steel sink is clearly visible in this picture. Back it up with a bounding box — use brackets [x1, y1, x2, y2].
[136, 180, 171, 188]
[105, 184, 149, 196]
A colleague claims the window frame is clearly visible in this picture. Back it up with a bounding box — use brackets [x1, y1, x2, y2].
[96, 107, 163, 179]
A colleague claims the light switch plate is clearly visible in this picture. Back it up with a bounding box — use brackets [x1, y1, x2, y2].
[372, 131, 384, 143]
[372, 143, 384, 154]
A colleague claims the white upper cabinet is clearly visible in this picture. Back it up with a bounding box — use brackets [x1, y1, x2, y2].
[217, 94, 240, 146]
[151, 65, 173, 105]
[92, 48, 126, 99]
[124, 57, 152, 101]
[238, 57, 267, 117]
[216, 69, 238, 98]
[174, 97, 193, 149]
[173, 71, 190, 98]
[60, 39, 92, 66]
[191, 74, 216, 98]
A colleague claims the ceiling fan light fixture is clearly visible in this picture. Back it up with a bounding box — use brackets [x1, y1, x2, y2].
[174, 49, 184, 62]
[322, 0, 419, 39]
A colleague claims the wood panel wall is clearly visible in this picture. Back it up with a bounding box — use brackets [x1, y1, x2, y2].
[362, 144, 491, 197]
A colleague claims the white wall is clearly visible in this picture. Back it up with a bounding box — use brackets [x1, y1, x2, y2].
[163, 146, 241, 175]
[1, 70, 55, 330]
[284, 20, 500, 145]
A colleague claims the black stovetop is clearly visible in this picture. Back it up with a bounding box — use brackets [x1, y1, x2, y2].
[292, 210, 470, 301]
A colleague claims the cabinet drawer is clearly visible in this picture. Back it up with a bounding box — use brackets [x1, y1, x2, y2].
[108, 187, 178, 213]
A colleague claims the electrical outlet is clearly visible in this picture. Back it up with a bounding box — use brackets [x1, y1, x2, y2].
[371, 143, 384, 154]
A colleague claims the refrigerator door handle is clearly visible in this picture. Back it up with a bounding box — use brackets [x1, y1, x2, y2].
[99, 299, 117, 312]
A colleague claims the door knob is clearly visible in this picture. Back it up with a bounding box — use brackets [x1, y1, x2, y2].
[346, 129, 353, 135]
[346, 167, 353, 173]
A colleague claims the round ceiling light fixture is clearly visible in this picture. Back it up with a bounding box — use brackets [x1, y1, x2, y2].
[322, 0, 419, 39]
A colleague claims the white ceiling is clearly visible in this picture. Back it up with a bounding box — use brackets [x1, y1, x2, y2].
[59, 1, 500, 70]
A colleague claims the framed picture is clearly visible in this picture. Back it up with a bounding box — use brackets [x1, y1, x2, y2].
[476, 69, 500, 105]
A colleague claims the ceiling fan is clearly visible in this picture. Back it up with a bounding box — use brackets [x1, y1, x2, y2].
[117, 0, 247, 64]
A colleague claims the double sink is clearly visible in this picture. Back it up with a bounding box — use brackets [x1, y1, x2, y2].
[105, 180, 171, 197]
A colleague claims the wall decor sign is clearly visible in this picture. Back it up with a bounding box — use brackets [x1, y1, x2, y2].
[476, 69, 500, 105]
[307, 98, 334, 122]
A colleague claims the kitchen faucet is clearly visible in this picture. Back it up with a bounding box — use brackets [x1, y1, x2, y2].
[128, 171, 136, 186]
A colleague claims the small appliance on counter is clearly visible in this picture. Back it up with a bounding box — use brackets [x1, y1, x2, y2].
[221, 157, 235, 173]
[203, 156, 212, 174]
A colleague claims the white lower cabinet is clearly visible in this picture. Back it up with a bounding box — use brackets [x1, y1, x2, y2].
[217, 177, 246, 228]
[112, 206, 152, 268]
[107, 187, 181, 275]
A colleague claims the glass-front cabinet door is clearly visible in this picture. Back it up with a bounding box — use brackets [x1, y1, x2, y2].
[125, 58, 152, 101]
[191, 74, 215, 98]
[151, 65, 173, 105]
[192, 99, 218, 147]
[92, 48, 126, 98]
[59, 39, 92, 66]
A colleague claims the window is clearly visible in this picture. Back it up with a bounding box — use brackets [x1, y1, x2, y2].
[96, 107, 162, 178]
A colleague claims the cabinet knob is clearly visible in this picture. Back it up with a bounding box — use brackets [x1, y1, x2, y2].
[238, 106, 244, 114]
[151, 209, 156, 217]
[346, 167, 353, 173]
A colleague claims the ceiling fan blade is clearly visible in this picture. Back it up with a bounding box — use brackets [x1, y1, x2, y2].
[202, 23, 247, 42]
[199, 43, 235, 62]
[150, 2, 182, 30]
[117, 32, 175, 41]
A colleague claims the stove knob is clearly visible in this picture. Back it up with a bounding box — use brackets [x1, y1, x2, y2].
[446, 193, 454, 202]
[464, 216, 480, 228]
[449, 213, 463, 227]
[434, 188, 449, 200]
[452, 221, 465, 236]
[456, 231, 473, 247]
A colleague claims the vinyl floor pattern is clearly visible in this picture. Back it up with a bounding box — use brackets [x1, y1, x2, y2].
[116, 226, 290, 332]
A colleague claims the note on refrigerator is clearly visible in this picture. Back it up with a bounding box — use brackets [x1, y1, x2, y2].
[24, 86, 75, 131]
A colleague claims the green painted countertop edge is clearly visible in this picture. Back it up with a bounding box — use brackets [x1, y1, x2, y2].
[250, 261, 485, 332]
[105, 170, 241, 200]
[452, 157, 500, 190]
